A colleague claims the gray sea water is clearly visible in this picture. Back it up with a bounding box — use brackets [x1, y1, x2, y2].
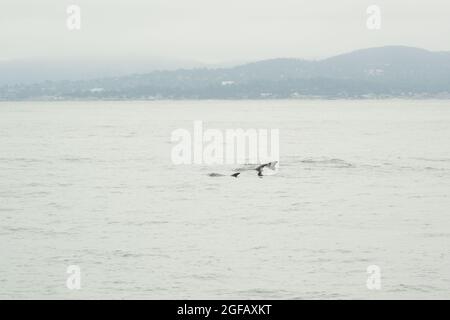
[0, 100, 449, 299]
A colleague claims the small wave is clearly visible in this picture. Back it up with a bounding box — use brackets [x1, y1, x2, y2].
[412, 157, 450, 163]
[0, 157, 46, 163]
[422, 232, 450, 238]
[111, 249, 145, 258]
[60, 157, 93, 162]
[398, 165, 448, 172]
[0, 225, 71, 236]
[107, 220, 169, 226]
[424, 166, 446, 171]
[390, 284, 437, 293]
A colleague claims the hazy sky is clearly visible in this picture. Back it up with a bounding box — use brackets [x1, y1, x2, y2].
[1, 0, 450, 64]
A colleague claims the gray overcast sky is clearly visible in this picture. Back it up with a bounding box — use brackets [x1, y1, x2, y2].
[1, 0, 450, 63]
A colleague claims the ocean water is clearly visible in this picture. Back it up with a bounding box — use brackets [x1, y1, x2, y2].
[0, 100, 449, 299]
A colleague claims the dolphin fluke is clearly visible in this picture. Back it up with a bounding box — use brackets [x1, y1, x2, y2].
[255, 161, 278, 176]
[255, 161, 278, 171]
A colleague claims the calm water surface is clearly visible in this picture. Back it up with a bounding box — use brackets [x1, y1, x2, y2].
[0, 100, 449, 299]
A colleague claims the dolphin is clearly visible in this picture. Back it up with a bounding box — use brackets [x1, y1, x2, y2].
[208, 161, 277, 178]
[208, 172, 240, 178]
[255, 161, 278, 177]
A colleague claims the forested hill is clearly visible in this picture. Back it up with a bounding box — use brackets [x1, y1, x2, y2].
[2, 46, 450, 100]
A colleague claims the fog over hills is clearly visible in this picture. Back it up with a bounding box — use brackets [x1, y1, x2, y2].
[0, 58, 206, 86]
[1, 46, 450, 100]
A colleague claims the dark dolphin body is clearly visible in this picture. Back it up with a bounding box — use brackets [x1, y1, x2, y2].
[208, 172, 240, 178]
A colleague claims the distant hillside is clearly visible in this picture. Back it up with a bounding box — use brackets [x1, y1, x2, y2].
[1, 46, 450, 100]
